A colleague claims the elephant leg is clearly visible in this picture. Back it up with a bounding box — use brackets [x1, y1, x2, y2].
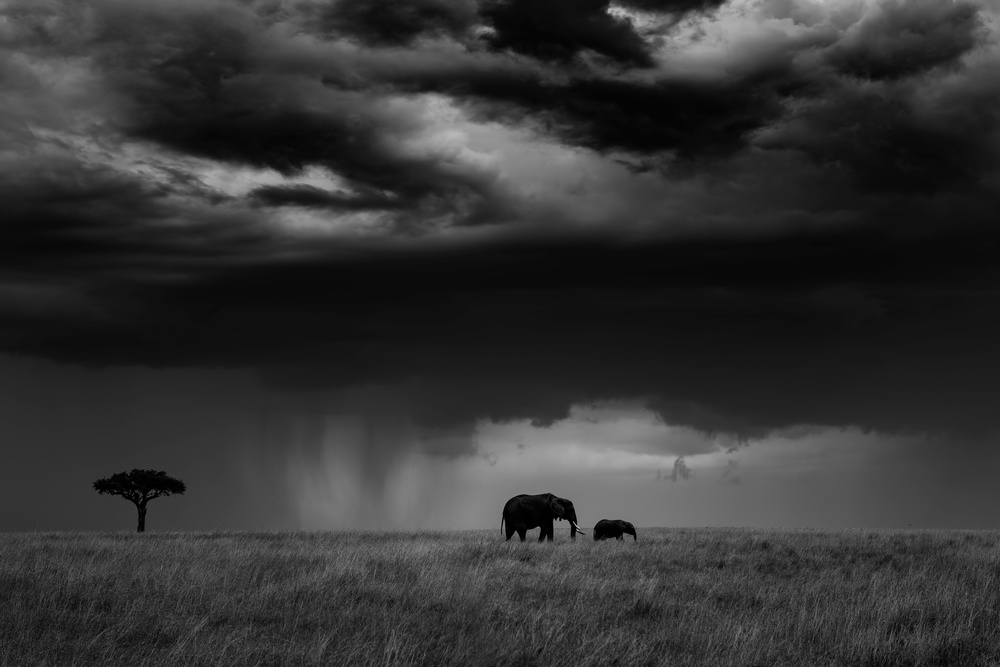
[505, 525, 515, 541]
[540, 521, 554, 541]
[517, 528, 527, 541]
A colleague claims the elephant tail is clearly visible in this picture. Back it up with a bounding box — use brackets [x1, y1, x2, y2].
[500, 515, 504, 535]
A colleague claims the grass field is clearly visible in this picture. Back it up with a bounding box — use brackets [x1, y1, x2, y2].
[2, 528, 999, 666]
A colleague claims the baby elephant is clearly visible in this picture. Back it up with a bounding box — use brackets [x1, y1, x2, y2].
[593, 519, 637, 541]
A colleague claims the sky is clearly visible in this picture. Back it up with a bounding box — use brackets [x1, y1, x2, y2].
[2, 0, 1000, 532]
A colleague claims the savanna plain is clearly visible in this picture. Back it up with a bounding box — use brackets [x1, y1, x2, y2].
[2, 528, 999, 666]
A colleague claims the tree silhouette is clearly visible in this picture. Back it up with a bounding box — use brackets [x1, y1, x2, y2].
[93, 469, 186, 532]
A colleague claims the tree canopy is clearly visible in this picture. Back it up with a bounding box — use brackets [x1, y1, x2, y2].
[93, 469, 186, 532]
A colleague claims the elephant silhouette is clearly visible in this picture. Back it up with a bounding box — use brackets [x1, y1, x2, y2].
[593, 519, 637, 541]
[501, 493, 585, 541]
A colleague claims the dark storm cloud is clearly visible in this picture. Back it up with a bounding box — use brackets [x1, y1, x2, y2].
[115, 62, 500, 225]
[13, 0, 994, 197]
[615, 0, 726, 10]
[382, 1, 991, 174]
[249, 184, 405, 210]
[482, 0, 654, 67]
[17, 0, 509, 228]
[0, 155, 270, 279]
[3, 0, 1000, 446]
[11, 221, 1000, 439]
[316, 0, 479, 46]
[757, 70, 1000, 193]
[825, 0, 982, 81]
[392, 12, 812, 161]
[507, 74, 794, 159]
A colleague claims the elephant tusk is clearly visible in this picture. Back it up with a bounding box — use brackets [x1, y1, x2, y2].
[572, 522, 586, 534]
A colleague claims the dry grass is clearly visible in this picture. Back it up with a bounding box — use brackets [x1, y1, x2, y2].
[2, 528, 999, 666]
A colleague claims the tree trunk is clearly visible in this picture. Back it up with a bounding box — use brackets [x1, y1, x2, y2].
[137, 503, 147, 533]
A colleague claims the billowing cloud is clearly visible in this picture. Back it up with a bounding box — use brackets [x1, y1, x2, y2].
[249, 184, 407, 211]
[483, 0, 655, 67]
[824, 0, 983, 81]
[2, 0, 1000, 448]
[316, 0, 480, 47]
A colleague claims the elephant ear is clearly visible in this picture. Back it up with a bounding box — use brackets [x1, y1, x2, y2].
[549, 498, 565, 518]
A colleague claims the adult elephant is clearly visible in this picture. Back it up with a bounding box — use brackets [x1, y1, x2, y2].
[593, 519, 637, 541]
[501, 493, 585, 541]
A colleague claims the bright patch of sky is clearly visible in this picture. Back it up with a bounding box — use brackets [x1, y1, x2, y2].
[284, 401, 974, 532]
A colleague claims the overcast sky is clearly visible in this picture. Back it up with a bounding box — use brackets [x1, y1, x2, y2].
[2, 0, 1000, 533]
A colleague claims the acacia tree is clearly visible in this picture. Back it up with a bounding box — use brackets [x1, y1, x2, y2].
[93, 469, 186, 533]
